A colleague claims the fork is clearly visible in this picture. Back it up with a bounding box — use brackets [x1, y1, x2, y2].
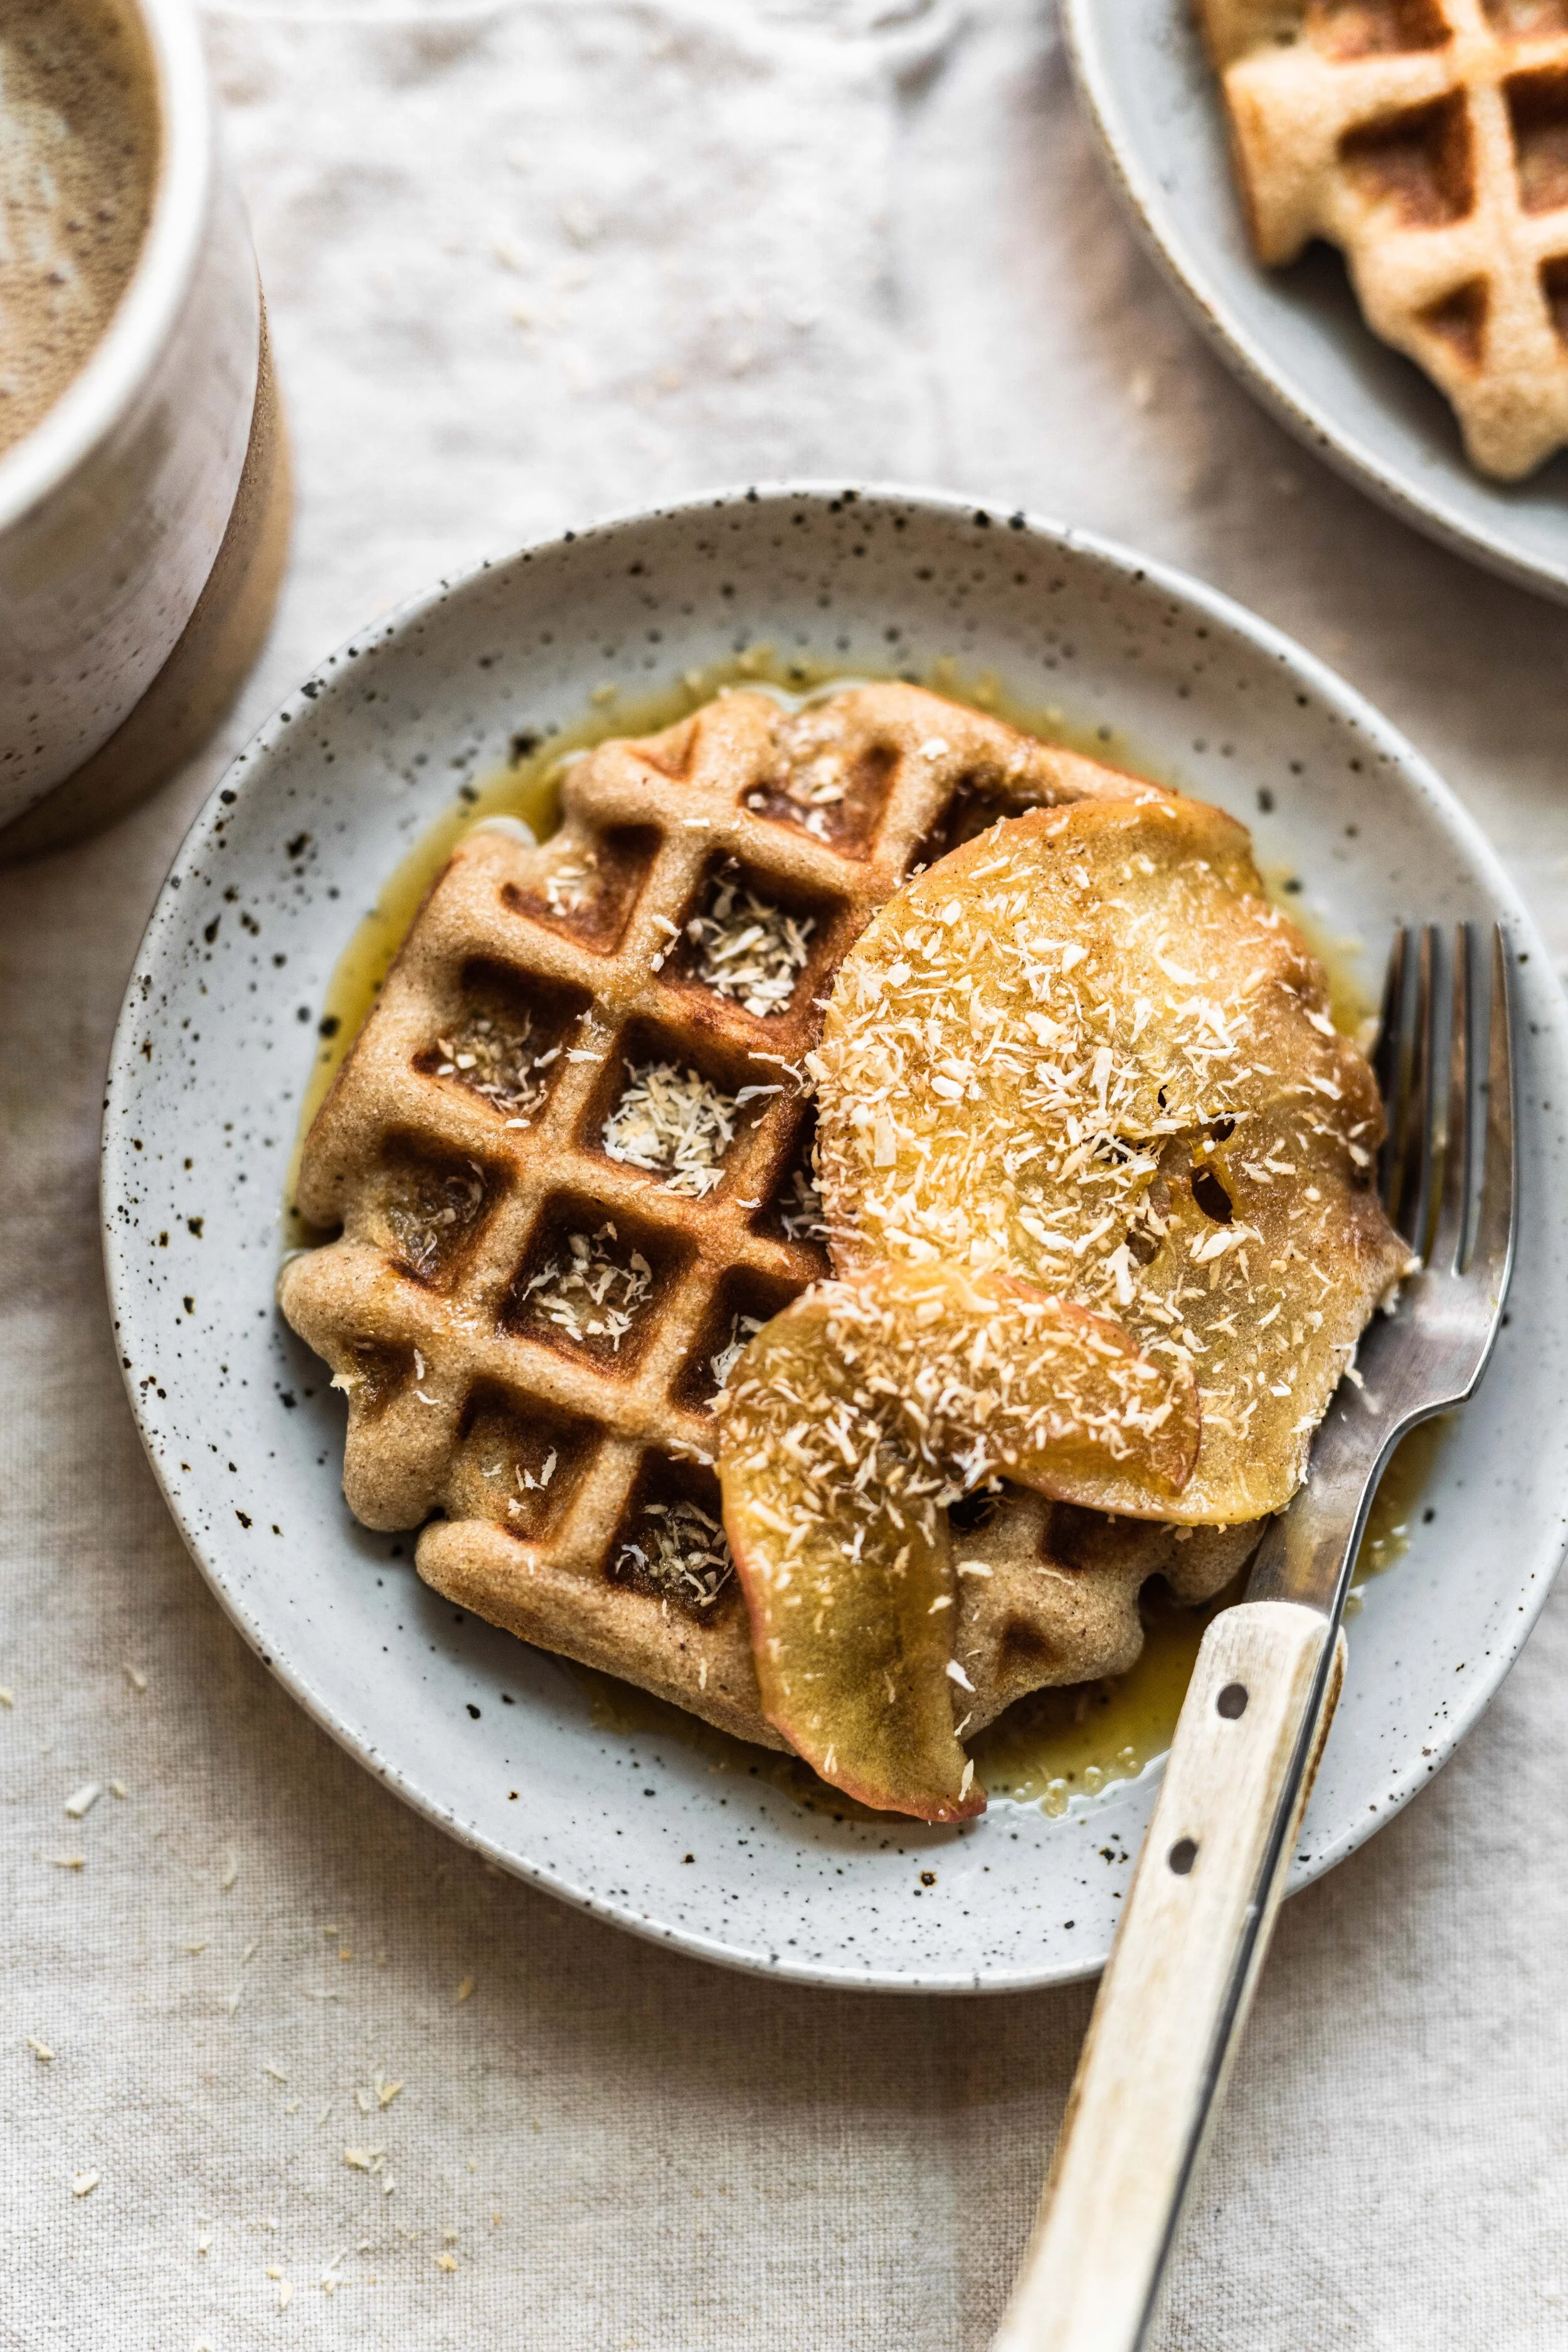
[990, 923, 1517, 2352]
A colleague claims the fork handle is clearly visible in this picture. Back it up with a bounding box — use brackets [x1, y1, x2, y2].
[990, 1602, 1345, 2352]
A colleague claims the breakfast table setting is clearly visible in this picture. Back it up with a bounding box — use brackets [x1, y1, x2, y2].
[7, 1, 1568, 2346]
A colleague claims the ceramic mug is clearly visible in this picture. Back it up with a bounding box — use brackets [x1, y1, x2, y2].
[0, 0, 289, 860]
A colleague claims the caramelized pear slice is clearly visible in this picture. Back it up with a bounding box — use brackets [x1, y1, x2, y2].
[728, 1411, 965, 1822]
[717, 1261, 1199, 1818]
[813, 797, 1412, 1522]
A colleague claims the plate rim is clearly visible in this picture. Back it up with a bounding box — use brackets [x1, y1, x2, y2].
[1061, 0, 1568, 608]
[101, 478, 1568, 1993]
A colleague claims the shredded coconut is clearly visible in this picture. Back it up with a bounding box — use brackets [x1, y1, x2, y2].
[520, 1225, 653, 1350]
[777, 1161, 828, 1242]
[602, 1059, 736, 1196]
[686, 875, 814, 1017]
[742, 707, 862, 841]
[710, 1310, 765, 1394]
[384, 1160, 485, 1279]
[616, 1496, 734, 1609]
[543, 850, 597, 916]
[430, 1009, 556, 1121]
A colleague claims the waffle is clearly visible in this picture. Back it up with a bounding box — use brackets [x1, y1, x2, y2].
[1197, 0, 1568, 477]
[279, 682, 1248, 1754]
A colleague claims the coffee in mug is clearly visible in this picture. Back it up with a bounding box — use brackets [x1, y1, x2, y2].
[0, 0, 159, 455]
[0, 0, 289, 860]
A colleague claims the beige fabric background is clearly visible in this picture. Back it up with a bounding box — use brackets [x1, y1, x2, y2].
[5, 1, 1568, 2343]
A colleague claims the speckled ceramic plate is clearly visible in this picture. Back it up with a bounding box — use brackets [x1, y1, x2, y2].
[1064, 0, 1568, 604]
[103, 485, 1568, 1992]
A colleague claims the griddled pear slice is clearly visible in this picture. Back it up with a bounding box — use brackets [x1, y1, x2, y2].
[716, 1261, 1199, 1818]
[812, 797, 1411, 1524]
[726, 1421, 965, 1820]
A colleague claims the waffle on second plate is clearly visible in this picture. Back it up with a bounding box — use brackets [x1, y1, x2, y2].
[278, 683, 1249, 1747]
[1196, 0, 1568, 478]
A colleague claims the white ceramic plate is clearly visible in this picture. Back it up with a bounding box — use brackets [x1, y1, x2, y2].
[1064, 0, 1568, 603]
[103, 485, 1568, 1993]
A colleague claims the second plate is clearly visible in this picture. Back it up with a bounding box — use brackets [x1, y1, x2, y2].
[1065, 0, 1568, 604]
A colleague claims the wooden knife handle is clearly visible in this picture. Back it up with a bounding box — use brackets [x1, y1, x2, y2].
[990, 1601, 1345, 2352]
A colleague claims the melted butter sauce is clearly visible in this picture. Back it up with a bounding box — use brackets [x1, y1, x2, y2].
[288, 654, 1441, 1820]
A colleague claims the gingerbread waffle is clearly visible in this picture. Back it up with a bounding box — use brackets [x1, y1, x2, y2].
[279, 682, 1247, 1752]
[1198, 0, 1568, 476]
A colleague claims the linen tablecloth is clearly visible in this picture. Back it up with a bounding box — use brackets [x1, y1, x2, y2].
[5, 3, 1567, 2343]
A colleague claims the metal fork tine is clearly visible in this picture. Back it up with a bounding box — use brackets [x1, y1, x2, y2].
[1471, 925, 1517, 1287]
[1396, 926, 1439, 1259]
[1430, 923, 1472, 1276]
[1374, 924, 1409, 1219]
[1371, 923, 1407, 1110]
